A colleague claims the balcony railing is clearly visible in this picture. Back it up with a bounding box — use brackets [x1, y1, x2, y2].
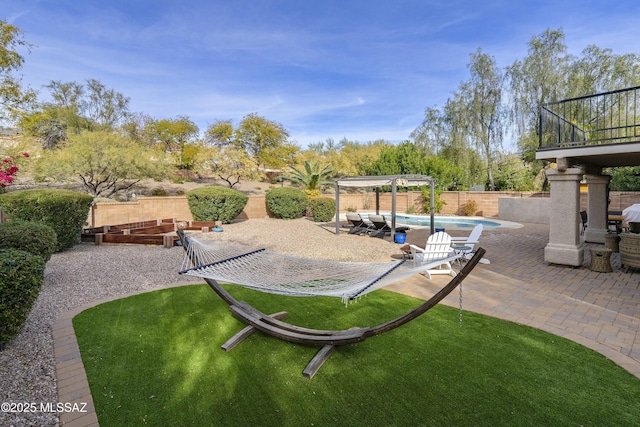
[539, 86, 640, 150]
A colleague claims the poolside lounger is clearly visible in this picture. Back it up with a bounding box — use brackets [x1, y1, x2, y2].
[368, 214, 409, 238]
[345, 213, 374, 235]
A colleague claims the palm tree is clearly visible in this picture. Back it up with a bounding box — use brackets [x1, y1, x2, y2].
[283, 161, 333, 197]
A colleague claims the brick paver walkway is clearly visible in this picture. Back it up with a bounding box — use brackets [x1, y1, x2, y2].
[52, 222, 640, 425]
[388, 222, 640, 379]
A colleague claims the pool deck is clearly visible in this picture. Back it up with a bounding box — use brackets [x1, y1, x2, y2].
[51, 221, 640, 425]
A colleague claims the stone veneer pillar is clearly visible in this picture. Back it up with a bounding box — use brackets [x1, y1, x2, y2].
[544, 168, 584, 266]
[584, 174, 611, 244]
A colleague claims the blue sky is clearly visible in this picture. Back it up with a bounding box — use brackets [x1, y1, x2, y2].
[4, 0, 640, 147]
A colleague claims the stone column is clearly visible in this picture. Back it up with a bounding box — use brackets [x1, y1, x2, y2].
[544, 168, 584, 266]
[584, 174, 611, 244]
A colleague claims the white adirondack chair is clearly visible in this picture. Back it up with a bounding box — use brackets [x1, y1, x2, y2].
[409, 231, 456, 278]
[450, 224, 490, 264]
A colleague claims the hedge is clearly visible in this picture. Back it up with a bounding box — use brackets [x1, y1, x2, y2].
[0, 249, 45, 349]
[186, 186, 248, 224]
[0, 221, 58, 262]
[0, 189, 93, 252]
[309, 197, 336, 222]
[265, 187, 309, 219]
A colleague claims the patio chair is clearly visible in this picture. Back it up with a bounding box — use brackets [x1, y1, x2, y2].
[409, 231, 456, 278]
[345, 213, 374, 235]
[580, 210, 587, 234]
[368, 214, 409, 238]
[450, 224, 489, 264]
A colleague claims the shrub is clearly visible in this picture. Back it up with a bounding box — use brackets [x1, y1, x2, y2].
[421, 188, 446, 213]
[461, 200, 478, 216]
[0, 221, 58, 262]
[186, 186, 248, 223]
[265, 187, 308, 219]
[309, 197, 336, 222]
[150, 187, 168, 197]
[0, 189, 94, 252]
[0, 248, 45, 349]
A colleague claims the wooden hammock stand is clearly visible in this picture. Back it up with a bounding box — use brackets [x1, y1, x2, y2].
[177, 230, 485, 379]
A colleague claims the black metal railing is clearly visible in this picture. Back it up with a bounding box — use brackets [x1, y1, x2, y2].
[539, 86, 640, 149]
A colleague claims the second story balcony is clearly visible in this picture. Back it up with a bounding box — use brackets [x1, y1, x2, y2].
[537, 86, 640, 169]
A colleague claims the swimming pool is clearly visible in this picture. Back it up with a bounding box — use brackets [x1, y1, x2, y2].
[361, 214, 521, 230]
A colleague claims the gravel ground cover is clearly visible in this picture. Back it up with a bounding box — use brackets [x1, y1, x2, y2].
[0, 218, 400, 426]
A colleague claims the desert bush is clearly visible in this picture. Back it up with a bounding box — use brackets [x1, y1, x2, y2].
[0, 249, 45, 349]
[265, 187, 308, 219]
[186, 186, 248, 223]
[0, 189, 93, 251]
[461, 200, 478, 216]
[309, 198, 336, 222]
[0, 221, 57, 262]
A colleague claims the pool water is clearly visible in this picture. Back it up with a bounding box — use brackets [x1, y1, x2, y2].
[395, 215, 500, 229]
[362, 214, 503, 230]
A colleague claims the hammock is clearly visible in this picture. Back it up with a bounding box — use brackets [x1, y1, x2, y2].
[176, 230, 485, 378]
[179, 236, 462, 303]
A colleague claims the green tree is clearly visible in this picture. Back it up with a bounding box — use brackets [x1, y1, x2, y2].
[461, 49, 506, 191]
[506, 28, 569, 161]
[567, 45, 640, 97]
[209, 146, 262, 188]
[0, 20, 36, 124]
[206, 113, 297, 169]
[32, 130, 167, 197]
[18, 79, 130, 148]
[607, 166, 640, 191]
[147, 116, 200, 169]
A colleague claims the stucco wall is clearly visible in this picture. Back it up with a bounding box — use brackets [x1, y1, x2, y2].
[498, 197, 551, 224]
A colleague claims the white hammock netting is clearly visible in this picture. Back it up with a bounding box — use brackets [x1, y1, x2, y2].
[179, 237, 461, 302]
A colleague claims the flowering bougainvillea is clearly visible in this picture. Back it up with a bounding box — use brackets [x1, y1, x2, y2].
[0, 152, 29, 189]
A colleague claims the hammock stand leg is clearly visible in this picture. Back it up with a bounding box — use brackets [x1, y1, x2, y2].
[222, 311, 289, 351]
[303, 345, 335, 379]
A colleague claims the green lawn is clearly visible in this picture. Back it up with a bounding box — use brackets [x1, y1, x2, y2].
[73, 284, 640, 426]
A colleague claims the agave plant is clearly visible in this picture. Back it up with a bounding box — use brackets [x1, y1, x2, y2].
[283, 161, 333, 197]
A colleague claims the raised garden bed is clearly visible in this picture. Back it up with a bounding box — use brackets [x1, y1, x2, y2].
[82, 219, 218, 247]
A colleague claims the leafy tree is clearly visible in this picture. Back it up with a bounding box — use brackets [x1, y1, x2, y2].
[492, 153, 536, 191]
[607, 166, 640, 191]
[147, 116, 200, 169]
[0, 20, 37, 125]
[567, 45, 640, 97]
[410, 106, 447, 155]
[83, 79, 130, 128]
[18, 79, 130, 148]
[32, 130, 167, 197]
[506, 28, 569, 161]
[365, 142, 463, 190]
[283, 161, 333, 197]
[206, 113, 297, 169]
[209, 146, 262, 188]
[460, 49, 506, 190]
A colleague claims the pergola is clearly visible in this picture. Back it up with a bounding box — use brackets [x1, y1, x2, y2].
[334, 174, 435, 236]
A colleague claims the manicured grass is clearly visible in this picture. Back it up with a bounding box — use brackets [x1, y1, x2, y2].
[73, 284, 640, 426]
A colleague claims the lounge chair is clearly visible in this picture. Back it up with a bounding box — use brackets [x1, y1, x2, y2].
[409, 231, 456, 278]
[450, 224, 489, 264]
[345, 213, 374, 235]
[368, 214, 410, 238]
